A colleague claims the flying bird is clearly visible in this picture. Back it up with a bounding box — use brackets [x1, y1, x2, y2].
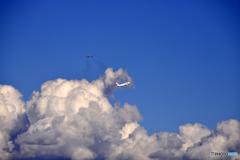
[86, 55, 94, 58]
[116, 82, 130, 87]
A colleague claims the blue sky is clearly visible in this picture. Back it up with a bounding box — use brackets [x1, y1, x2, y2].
[0, 0, 239, 135]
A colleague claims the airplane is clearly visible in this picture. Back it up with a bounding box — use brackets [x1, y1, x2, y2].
[116, 82, 130, 87]
[86, 55, 94, 58]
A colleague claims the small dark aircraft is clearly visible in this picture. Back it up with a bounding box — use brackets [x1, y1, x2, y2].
[86, 55, 94, 58]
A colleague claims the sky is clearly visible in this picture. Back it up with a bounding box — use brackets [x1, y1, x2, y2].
[0, 1, 240, 159]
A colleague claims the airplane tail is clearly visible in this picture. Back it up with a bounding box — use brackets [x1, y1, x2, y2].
[116, 82, 119, 86]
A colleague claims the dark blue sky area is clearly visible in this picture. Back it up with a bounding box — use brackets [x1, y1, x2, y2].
[1, 0, 239, 135]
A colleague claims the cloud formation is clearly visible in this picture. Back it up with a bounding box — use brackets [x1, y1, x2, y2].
[0, 68, 239, 160]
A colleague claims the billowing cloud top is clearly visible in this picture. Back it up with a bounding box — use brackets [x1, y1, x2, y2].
[0, 68, 239, 160]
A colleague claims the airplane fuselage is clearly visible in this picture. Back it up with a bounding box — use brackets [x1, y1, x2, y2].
[86, 55, 93, 58]
[116, 82, 130, 87]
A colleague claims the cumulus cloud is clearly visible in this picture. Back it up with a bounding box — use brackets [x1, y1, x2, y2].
[183, 119, 240, 160]
[0, 85, 29, 159]
[0, 68, 239, 160]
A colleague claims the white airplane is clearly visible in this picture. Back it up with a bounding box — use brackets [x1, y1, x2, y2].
[86, 55, 94, 58]
[116, 82, 130, 87]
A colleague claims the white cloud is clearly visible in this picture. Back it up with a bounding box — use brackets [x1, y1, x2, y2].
[184, 119, 240, 160]
[0, 85, 27, 159]
[0, 68, 239, 160]
[72, 147, 96, 160]
[120, 122, 140, 140]
[101, 68, 135, 96]
[178, 123, 211, 151]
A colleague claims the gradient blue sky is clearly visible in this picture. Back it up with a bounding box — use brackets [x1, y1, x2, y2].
[1, 0, 239, 135]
